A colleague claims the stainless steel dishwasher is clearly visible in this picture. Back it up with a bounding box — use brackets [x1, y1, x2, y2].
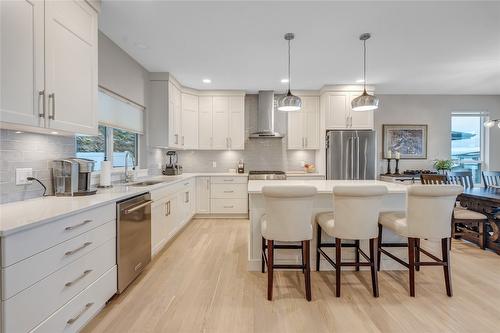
[117, 193, 152, 293]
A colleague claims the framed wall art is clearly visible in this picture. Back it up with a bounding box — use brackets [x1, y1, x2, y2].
[382, 124, 428, 159]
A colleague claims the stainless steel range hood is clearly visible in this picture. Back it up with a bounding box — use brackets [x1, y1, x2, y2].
[249, 91, 283, 138]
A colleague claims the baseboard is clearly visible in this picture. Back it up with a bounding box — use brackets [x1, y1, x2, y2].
[194, 213, 248, 219]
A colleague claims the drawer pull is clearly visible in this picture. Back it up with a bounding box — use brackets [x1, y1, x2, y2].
[224, 205, 234, 208]
[184, 182, 189, 185]
[223, 190, 234, 193]
[67, 302, 94, 325]
[223, 179, 234, 182]
[65, 269, 93, 287]
[65, 242, 92, 256]
[65, 219, 92, 231]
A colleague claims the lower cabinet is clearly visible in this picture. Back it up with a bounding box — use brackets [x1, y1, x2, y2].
[196, 177, 211, 214]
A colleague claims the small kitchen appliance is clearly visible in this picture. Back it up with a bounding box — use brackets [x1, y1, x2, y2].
[237, 160, 245, 174]
[52, 158, 97, 196]
[163, 151, 183, 175]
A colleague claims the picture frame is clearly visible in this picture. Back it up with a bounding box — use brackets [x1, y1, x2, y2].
[382, 124, 428, 159]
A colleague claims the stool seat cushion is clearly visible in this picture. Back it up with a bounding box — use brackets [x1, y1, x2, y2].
[261, 214, 312, 241]
[316, 212, 336, 236]
[379, 211, 409, 237]
[453, 208, 487, 220]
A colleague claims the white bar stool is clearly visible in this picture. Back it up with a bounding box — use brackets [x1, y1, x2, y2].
[260, 185, 317, 301]
[315, 185, 388, 297]
[378, 184, 463, 297]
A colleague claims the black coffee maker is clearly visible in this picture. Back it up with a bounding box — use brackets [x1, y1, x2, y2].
[163, 151, 183, 175]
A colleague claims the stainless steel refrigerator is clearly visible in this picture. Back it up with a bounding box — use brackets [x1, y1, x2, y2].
[326, 130, 376, 180]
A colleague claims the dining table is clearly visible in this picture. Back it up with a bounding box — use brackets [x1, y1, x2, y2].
[458, 187, 500, 254]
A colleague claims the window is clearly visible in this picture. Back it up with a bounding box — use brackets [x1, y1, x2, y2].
[451, 113, 485, 183]
[76, 125, 138, 171]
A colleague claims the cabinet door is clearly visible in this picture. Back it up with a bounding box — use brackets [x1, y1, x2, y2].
[181, 93, 198, 149]
[348, 92, 374, 129]
[212, 96, 229, 149]
[287, 111, 304, 149]
[45, 0, 98, 135]
[0, 0, 44, 127]
[198, 96, 213, 149]
[196, 177, 211, 214]
[303, 96, 320, 149]
[168, 82, 182, 148]
[151, 198, 167, 255]
[228, 96, 245, 150]
[325, 93, 349, 129]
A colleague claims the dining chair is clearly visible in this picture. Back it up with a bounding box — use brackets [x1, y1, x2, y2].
[447, 170, 475, 188]
[482, 171, 500, 188]
[260, 185, 317, 301]
[378, 184, 463, 297]
[315, 185, 388, 297]
[420, 174, 448, 185]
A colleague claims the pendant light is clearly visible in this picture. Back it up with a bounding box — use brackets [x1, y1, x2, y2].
[351, 33, 379, 111]
[484, 119, 500, 128]
[277, 33, 302, 112]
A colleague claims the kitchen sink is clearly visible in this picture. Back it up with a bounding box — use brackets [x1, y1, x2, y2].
[129, 180, 166, 187]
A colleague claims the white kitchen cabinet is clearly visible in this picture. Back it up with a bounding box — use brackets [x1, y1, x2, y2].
[168, 82, 182, 148]
[287, 96, 320, 150]
[212, 96, 230, 149]
[0, 0, 98, 135]
[0, 0, 44, 128]
[196, 177, 211, 214]
[151, 196, 168, 255]
[228, 96, 245, 149]
[198, 97, 213, 150]
[323, 91, 373, 130]
[181, 93, 199, 149]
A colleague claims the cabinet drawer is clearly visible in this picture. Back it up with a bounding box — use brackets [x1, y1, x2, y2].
[3, 239, 116, 333]
[1, 203, 115, 267]
[211, 199, 248, 214]
[211, 183, 248, 199]
[30, 266, 117, 333]
[211, 176, 247, 184]
[2, 221, 115, 300]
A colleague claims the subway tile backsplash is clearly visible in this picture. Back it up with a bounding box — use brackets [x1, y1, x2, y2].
[0, 129, 75, 203]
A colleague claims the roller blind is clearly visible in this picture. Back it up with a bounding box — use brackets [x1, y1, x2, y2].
[98, 89, 144, 134]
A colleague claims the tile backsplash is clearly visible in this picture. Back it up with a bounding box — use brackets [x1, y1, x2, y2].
[0, 129, 75, 203]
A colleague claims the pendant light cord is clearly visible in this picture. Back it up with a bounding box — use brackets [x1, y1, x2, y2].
[287, 38, 291, 94]
[363, 38, 367, 93]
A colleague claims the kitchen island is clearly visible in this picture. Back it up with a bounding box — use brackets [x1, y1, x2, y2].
[248, 180, 414, 271]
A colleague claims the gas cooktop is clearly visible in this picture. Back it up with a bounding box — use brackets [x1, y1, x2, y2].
[248, 171, 286, 180]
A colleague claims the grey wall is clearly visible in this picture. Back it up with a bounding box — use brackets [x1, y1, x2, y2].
[0, 129, 75, 203]
[175, 94, 316, 173]
[374, 95, 500, 173]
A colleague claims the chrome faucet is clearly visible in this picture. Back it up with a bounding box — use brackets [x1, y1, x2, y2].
[124, 151, 136, 183]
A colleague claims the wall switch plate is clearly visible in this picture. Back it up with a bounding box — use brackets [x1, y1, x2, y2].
[212, 161, 217, 168]
[16, 168, 33, 185]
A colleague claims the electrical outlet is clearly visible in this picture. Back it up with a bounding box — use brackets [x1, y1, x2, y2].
[16, 168, 33, 185]
[212, 161, 217, 168]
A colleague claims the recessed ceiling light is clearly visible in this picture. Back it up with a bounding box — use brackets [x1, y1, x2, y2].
[281, 78, 289, 83]
[15, 131, 23, 134]
[134, 42, 149, 50]
[356, 79, 365, 83]
[202, 78, 211, 84]
[50, 131, 58, 135]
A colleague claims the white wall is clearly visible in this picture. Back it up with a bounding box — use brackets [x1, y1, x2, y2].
[374, 95, 500, 173]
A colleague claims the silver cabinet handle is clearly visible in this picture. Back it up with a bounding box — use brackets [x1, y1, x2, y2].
[305, 137, 308, 148]
[182, 135, 185, 146]
[67, 302, 94, 325]
[224, 205, 234, 208]
[65, 242, 92, 256]
[48, 93, 55, 120]
[223, 179, 234, 182]
[223, 190, 234, 193]
[65, 269, 93, 287]
[38, 90, 45, 118]
[124, 200, 152, 214]
[165, 200, 171, 216]
[65, 219, 92, 231]
[184, 182, 189, 186]
[185, 191, 189, 203]
[175, 134, 179, 144]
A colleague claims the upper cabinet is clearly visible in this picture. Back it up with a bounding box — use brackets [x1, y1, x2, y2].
[0, 0, 98, 135]
[322, 91, 374, 130]
[149, 75, 245, 150]
[287, 96, 320, 150]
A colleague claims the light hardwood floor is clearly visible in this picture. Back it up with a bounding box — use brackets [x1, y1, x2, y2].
[83, 218, 500, 333]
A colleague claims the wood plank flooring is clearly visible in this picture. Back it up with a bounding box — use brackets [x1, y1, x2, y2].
[83, 218, 500, 333]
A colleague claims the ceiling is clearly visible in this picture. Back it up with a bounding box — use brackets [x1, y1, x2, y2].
[99, 1, 500, 94]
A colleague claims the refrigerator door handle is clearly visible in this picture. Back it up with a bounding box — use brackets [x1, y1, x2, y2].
[350, 137, 354, 180]
[345, 137, 350, 180]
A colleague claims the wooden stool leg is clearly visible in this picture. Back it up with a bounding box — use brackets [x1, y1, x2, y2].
[267, 240, 274, 301]
[335, 237, 342, 297]
[408, 238, 416, 297]
[301, 242, 305, 273]
[442, 237, 453, 297]
[261, 237, 266, 273]
[370, 238, 379, 297]
[479, 222, 485, 250]
[377, 224, 383, 271]
[415, 238, 420, 272]
[304, 240, 312, 301]
[355, 240, 360, 272]
[316, 225, 322, 272]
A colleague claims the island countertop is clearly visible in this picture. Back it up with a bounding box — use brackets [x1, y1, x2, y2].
[248, 179, 407, 194]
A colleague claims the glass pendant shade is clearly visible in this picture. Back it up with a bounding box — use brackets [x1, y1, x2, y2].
[277, 91, 302, 112]
[351, 90, 379, 111]
[483, 119, 498, 128]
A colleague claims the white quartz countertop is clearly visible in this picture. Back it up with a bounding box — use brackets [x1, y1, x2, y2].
[0, 173, 247, 236]
[248, 179, 407, 194]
